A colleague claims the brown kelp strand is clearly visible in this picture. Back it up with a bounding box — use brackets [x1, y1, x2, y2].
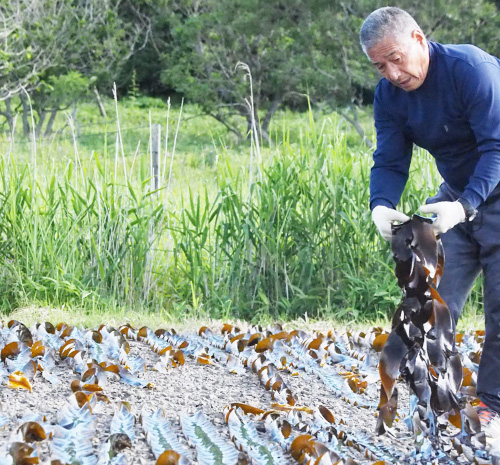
[378, 215, 486, 462]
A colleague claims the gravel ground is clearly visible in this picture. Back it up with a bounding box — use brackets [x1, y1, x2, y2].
[0, 320, 489, 465]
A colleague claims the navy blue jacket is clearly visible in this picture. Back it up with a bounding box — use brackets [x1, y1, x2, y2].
[371, 41, 500, 210]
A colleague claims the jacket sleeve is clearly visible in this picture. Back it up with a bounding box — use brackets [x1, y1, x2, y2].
[370, 85, 413, 210]
[459, 61, 500, 208]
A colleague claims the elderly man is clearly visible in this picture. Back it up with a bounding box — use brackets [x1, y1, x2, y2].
[360, 6, 500, 448]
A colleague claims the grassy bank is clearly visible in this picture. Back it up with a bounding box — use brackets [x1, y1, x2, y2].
[0, 98, 483, 325]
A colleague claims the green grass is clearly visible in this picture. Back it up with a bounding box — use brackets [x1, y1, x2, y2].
[0, 96, 485, 328]
[2, 305, 211, 330]
[2, 305, 482, 333]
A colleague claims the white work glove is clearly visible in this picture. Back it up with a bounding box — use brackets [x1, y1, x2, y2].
[372, 205, 410, 241]
[419, 201, 466, 235]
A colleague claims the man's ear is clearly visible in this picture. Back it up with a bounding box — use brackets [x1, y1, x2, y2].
[412, 29, 426, 46]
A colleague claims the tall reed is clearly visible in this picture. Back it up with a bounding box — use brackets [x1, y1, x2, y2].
[171, 114, 445, 321]
[0, 147, 168, 311]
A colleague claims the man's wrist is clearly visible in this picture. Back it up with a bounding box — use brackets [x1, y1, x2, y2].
[370, 199, 395, 211]
[457, 198, 477, 221]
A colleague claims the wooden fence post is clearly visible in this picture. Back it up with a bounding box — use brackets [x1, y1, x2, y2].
[152, 123, 161, 191]
[94, 87, 108, 119]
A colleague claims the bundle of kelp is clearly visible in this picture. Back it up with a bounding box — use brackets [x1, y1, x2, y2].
[377, 215, 485, 460]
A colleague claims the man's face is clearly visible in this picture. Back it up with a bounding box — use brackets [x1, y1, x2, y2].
[366, 30, 429, 92]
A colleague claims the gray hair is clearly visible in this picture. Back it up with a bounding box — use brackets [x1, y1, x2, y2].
[360, 7, 423, 53]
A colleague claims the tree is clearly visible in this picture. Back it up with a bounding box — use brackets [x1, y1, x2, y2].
[157, 0, 389, 142]
[31, 72, 95, 138]
[161, 0, 355, 142]
[0, 0, 151, 136]
[0, 0, 65, 100]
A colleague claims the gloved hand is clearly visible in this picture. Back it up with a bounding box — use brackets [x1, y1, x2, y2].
[372, 205, 410, 241]
[419, 201, 466, 235]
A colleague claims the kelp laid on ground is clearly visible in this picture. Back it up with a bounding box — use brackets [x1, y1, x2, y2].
[180, 411, 239, 465]
[141, 409, 192, 464]
[224, 406, 289, 465]
[0, 311, 494, 464]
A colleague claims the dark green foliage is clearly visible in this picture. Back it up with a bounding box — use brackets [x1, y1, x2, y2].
[158, 0, 369, 140]
[3, 0, 500, 140]
[0, 0, 149, 136]
[129, 0, 500, 140]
